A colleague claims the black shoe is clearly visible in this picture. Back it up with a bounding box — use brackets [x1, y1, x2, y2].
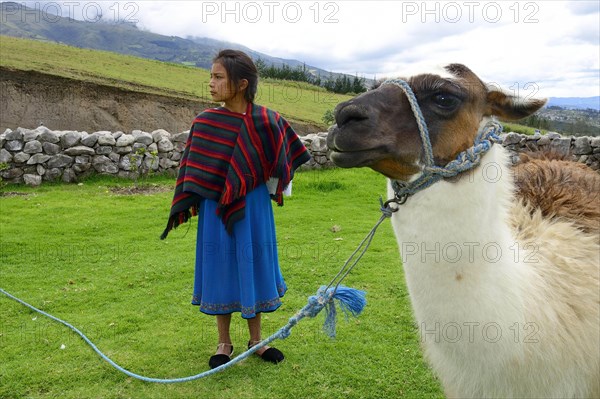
[209, 343, 234, 369]
[248, 340, 284, 364]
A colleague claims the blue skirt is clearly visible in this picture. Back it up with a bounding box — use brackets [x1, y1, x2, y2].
[192, 184, 286, 319]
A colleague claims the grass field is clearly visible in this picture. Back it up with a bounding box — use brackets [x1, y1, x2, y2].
[0, 36, 352, 128]
[0, 168, 444, 399]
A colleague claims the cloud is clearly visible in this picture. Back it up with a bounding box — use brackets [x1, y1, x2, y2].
[567, 1, 600, 16]
[16, 1, 600, 97]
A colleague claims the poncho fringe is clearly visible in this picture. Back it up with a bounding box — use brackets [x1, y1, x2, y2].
[160, 103, 310, 239]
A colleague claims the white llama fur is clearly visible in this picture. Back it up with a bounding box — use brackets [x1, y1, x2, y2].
[388, 144, 600, 398]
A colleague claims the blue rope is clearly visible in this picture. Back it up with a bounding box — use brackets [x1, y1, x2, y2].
[0, 285, 361, 383]
[381, 79, 502, 203]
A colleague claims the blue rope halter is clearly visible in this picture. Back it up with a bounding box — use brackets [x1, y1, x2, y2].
[380, 79, 503, 205]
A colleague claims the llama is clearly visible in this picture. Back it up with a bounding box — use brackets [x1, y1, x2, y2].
[327, 64, 600, 398]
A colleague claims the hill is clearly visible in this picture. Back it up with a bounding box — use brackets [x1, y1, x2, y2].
[0, 35, 350, 133]
[547, 97, 600, 111]
[0, 1, 358, 84]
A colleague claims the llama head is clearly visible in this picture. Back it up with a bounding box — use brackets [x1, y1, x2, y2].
[327, 63, 547, 180]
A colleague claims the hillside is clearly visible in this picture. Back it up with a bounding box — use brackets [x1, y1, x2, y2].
[547, 97, 600, 111]
[0, 1, 357, 84]
[0, 36, 351, 133]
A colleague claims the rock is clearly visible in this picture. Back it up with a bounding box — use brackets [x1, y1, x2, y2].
[61, 131, 82, 148]
[144, 154, 160, 170]
[119, 155, 139, 171]
[174, 141, 186, 152]
[5, 140, 24, 151]
[524, 140, 539, 152]
[13, 152, 31, 163]
[92, 155, 119, 174]
[1, 167, 23, 179]
[527, 132, 542, 140]
[503, 132, 522, 145]
[170, 151, 182, 162]
[95, 145, 113, 155]
[590, 137, 600, 148]
[23, 174, 42, 187]
[34, 126, 51, 135]
[64, 146, 95, 156]
[26, 154, 51, 164]
[23, 129, 40, 142]
[152, 129, 171, 142]
[0, 148, 12, 163]
[116, 134, 135, 147]
[132, 143, 147, 153]
[81, 133, 98, 147]
[157, 138, 174, 152]
[171, 132, 189, 143]
[5, 129, 23, 141]
[72, 163, 91, 173]
[75, 155, 91, 165]
[48, 154, 74, 168]
[44, 168, 62, 181]
[62, 168, 77, 183]
[96, 131, 116, 146]
[547, 132, 561, 139]
[108, 152, 120, 163]
[114, 146, 132, 155]
[537, 136, 551, 146]
[36, 164, 46, 175]
[41, 142, 60, 155]
[134, 131, 153, 145]
[573, 137, 592, 155]
[112, 131, 124, 140]
[159, 157, 177, 169]
[309, 136, 327, 152]
[148, 143, 158, 153]
[550, 137, 572, 156]
[39, 130, 60, 144]
[23, 140, 43, 154]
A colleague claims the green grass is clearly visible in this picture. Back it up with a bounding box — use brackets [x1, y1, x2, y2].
[0, 169, 443, 398]
[0, 35, 351, 128]
[501, 122, 545, 136]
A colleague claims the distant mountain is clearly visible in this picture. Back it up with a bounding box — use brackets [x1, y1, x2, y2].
[0, 2, 351, 82]
[547, 96, 600, 111]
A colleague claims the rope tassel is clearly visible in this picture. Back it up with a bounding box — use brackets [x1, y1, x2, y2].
[321, 285, 367, 338]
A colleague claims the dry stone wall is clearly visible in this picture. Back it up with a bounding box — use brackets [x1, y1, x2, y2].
[0, 127, 598, 186]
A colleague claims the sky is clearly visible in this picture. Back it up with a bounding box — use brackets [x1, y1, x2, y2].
[22, 1, 600, 97]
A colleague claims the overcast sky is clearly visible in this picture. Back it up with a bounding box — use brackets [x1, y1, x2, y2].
[25, 1, 600, 97]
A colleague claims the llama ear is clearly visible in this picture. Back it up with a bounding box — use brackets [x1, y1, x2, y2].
[485, 88, 547, 121]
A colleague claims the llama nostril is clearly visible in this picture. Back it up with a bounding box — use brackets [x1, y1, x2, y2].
[335, 104, 369, 127]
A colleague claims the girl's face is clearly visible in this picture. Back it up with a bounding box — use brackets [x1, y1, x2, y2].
[209, 62, 233, 103]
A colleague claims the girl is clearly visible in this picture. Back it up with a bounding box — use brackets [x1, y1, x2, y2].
[161, 49, 310, 369]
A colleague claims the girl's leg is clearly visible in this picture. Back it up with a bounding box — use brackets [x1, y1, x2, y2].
[215, 314, 233, 355]
[247, 313, 267, 355]
[247, 313, 285, 363]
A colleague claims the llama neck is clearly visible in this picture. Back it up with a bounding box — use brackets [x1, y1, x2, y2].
[391, 144, 515, 254]
[390, 145, 526, 327]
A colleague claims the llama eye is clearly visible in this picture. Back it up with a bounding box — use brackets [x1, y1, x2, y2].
[432, 93, 461, 110]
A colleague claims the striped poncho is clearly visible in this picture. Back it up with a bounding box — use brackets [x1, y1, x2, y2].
[160, 103, 310, 238]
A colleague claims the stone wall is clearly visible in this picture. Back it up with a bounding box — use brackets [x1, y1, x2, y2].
[1, 127, 598, 186]
[502, 132, 599, 170]
[0, 127, 186, 186]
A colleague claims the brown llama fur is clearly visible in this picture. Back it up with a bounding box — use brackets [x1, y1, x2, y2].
[513, 152, 600, 235]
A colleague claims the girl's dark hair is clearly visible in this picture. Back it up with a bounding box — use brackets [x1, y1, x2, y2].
[213, 49, 258, 103]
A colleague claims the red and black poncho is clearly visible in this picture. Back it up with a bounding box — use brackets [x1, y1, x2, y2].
[160, 103, 311, 238]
